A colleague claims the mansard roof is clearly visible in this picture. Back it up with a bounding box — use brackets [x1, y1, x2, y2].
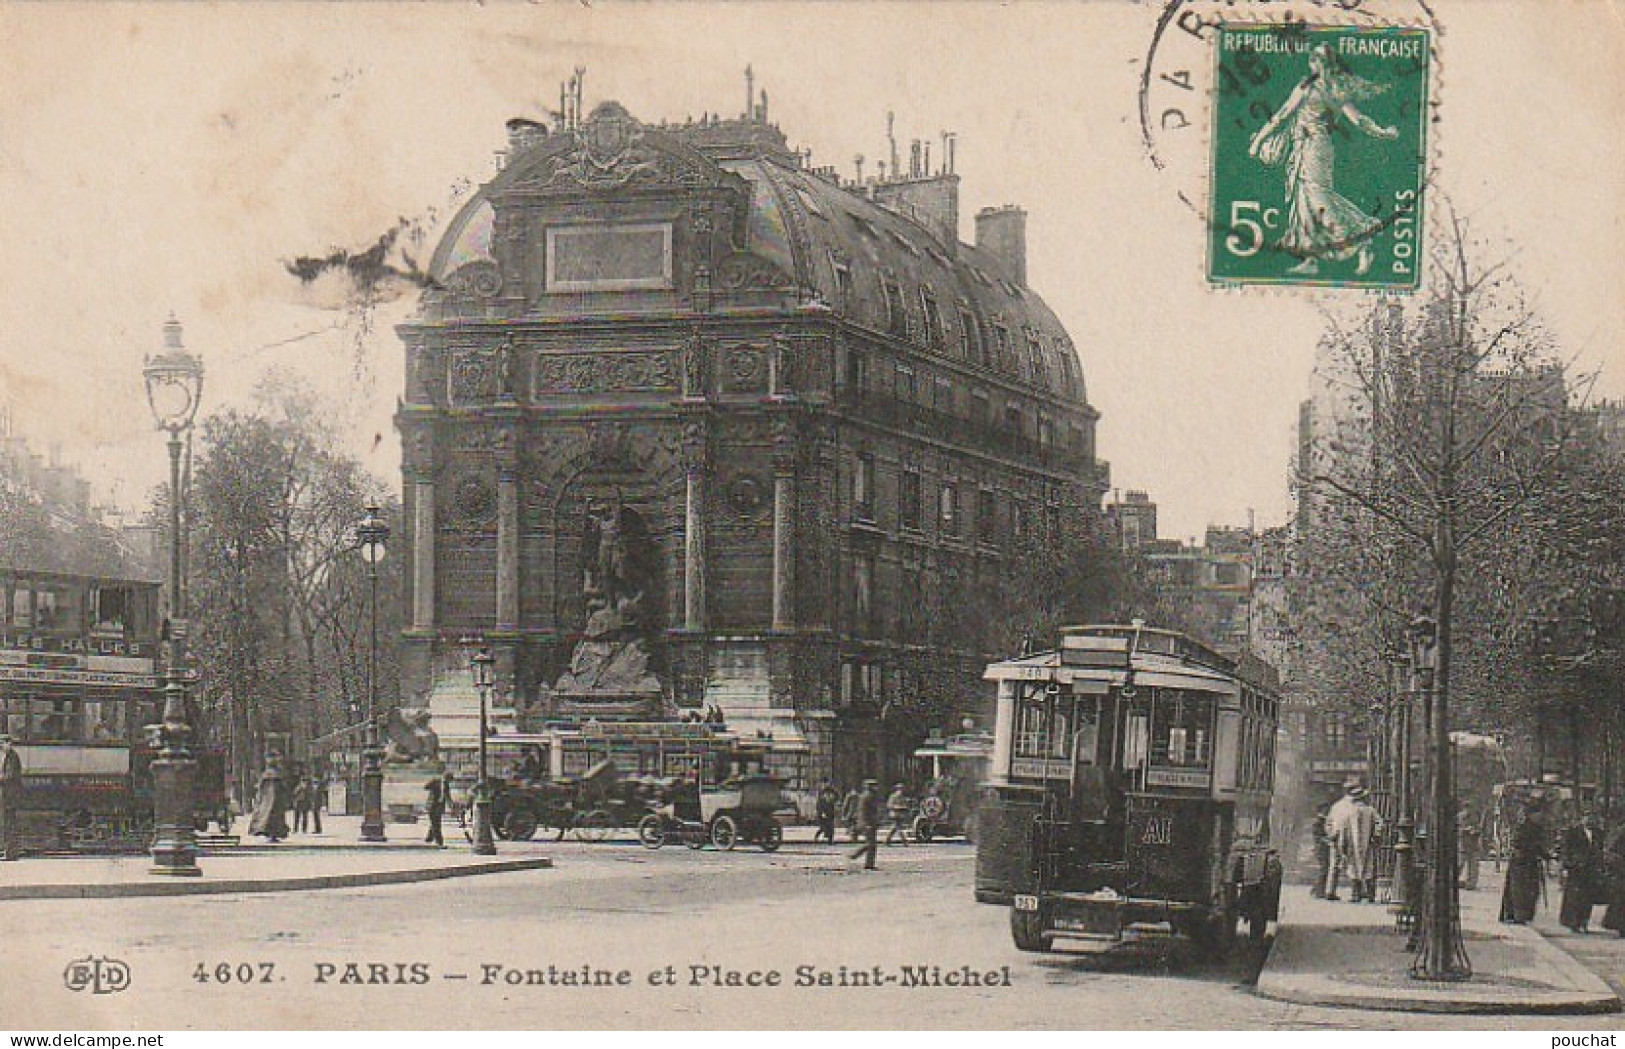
[425, 102, 1088, 408]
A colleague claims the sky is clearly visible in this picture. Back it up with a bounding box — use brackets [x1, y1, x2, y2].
[0, 0, 1619, 543]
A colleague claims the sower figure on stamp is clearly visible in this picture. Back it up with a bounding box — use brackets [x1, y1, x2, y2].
[1248, 43, 1399, 277]
[0, 734, 22, 860]
[848, 779, 879, 870]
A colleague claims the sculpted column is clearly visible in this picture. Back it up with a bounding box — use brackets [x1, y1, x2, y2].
[682, 421, 707, 631]
[771, 418, 795, 632]
[495, 427, 520, 631]
[411, 478, 436, 631]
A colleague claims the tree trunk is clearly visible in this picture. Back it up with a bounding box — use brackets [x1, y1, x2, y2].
[1414, 528, 1470, 979]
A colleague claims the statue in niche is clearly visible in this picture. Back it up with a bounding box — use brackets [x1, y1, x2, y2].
[492, 337, 516, 400]
[553, 492, 662, 695]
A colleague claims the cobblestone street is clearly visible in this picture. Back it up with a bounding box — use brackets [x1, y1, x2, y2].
[5, 839, 1624, 1030]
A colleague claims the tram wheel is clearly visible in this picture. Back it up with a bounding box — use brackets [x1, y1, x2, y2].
[1010, 907, 1052, 953]
[912, 815, 934, 844]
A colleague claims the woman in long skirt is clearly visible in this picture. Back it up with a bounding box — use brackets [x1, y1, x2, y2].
[1500, 810, 1549, 924]
[247, 760, 290, 843]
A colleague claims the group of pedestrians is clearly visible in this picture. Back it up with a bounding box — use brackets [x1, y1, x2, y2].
[799, 779, 921, 870]
[246, 756, 326, 843]
[1502, 804, 1625, 935]
[1313, 780, 1385, 902]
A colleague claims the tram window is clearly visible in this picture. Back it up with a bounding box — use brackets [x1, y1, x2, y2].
[10, 587, 30, 628]
[1150, 691, 1214, 768]
[33, 697, 74, 743]
[1013, 688, 1074, 760]
[93, 588, 129, 633]
[84, 700, 122, 742]
[1, 694, 29, 741]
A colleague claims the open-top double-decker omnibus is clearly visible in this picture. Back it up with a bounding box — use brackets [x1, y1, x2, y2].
[976, 623, 1283, 954]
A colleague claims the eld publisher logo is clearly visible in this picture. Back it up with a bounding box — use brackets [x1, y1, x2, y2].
[63, 956, 131, 995]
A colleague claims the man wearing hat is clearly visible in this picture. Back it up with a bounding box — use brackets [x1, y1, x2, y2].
[848, 779, 880, 870]
[0, 734, 23, 860]
[885, 782, 912, 846]
[1325, 780, 1382, 902]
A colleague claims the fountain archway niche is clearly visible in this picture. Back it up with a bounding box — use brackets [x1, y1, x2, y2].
[544, 472, 677, 721]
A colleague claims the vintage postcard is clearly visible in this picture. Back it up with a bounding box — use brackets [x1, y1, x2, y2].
[0, 0, 1622, 1036]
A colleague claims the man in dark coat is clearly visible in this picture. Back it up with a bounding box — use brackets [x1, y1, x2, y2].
[424, 772, 449, 847]
[1601, 820, 1625, 938]
[1560, 812, 1603, 933]
[308, 775, 324, 834]
[291, 777, 310, 834]
[813, 782, 839, 844]
[848, 779, 880, 870]
[1310, 803, 1331, 899]
[1499, 808, 1549, 924]
[0, 734, 22, 860]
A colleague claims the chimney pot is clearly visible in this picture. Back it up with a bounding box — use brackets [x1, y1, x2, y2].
[974, 205, 1027, 286]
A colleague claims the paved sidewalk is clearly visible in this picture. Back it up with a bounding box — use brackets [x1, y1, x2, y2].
[1256, 878, 1621, 1014]
[0, 815, 552, 900]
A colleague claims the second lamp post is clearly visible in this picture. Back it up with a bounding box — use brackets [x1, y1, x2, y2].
[356, 504, 390, 843]
[469, 646, 497, 856]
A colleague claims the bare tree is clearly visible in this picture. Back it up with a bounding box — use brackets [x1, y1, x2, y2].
[1304, 208, 1578, 979]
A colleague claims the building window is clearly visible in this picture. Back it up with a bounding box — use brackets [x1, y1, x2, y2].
[844, 346, 867, 391]
[882, 279, 908, 338]
[940, 482, 961, 537]
[1006, 403, 1025, 438]
[854, 453, 876, 521]
[1038, 416, 1055, 448]
[958, 307, 984, 364]
[933, 376, 954, 416]
[1026, 329, 1046, 384]
[971, 390, 991, 429]
[900, 469, 923, 532]
[992, 323, 1012, 366]
[854, 555, 875, 631]
[895, 363, 917, 403]
[919, 287, 944, 349]
[977, 488, 998, 544]
[831, 256, 853, 306]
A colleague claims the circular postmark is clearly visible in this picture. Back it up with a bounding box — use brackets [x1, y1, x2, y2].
[1140, 0, 1442, 289]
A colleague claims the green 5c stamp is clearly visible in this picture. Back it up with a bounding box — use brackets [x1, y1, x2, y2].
[1208, 24, 1430, 289]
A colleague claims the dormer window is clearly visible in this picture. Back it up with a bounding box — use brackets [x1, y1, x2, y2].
[882, 278, 909, 338]
[919, 287, 944, 349]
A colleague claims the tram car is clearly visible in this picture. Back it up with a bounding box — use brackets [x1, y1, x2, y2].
[0, 568, 231, 851]
[976, 624, 1283, 955]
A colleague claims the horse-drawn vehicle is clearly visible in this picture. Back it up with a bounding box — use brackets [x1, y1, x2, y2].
[978, 624, 1283, 955]
[637, 744, 785, 851]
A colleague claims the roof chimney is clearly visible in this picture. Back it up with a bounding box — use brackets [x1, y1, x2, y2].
[873, 173, 960, 251]
[505, 118, 549, 153]
[975, 205, 1027, 286]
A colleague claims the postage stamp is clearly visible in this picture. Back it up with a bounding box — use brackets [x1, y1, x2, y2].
[1206, 23, 1431, 289]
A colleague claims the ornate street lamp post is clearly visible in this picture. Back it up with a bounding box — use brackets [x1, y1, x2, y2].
[469, 645, 497, 856]
[355, 505, 390, 843]
[143, 315, 204, 877]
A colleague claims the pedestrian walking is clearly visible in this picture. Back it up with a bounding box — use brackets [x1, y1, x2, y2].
[247, 757, 290, 843]
[814, 781, 839, 844]
[848, 779, 879, 870]
[1560, 811, 1603, 933]
[0, 734, 22, 860]
[424, 771, 450, 847]
[1601, 819, 1625, 938]
[1322, 781, 1365, 900]
[1457, 804, 1482, 891]
[885, 782, 911, 846]
[1310, 803, 1331, 899]
[1499, 806, 1549, 924]
[308, 775, 324, 834]
[291, 777, 310, 834]
[841, 786, 861, 842]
